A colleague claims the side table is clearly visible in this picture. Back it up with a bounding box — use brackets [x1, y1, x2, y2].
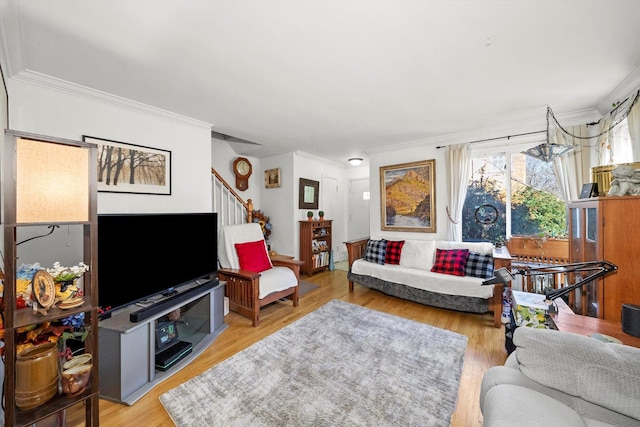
[269, 253, 295, 262]
[505, 290, 640, 352]
[551, 311, 640, 348]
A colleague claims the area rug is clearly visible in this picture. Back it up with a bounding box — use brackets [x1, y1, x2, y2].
[159, 299, 468, 426]
[298, 280, 319, 296]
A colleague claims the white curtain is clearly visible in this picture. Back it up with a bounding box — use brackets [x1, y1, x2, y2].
[445, 143, 471, 241]
[596, 116, 613, 166]
[627, 99, 640, 162]
[552, 124, 591, 202]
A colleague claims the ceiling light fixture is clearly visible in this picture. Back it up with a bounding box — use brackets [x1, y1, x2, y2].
[348, 157, 363, 166]
[522, 107, 574, 162]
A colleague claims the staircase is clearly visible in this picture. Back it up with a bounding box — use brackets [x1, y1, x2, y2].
[211, 167, 253, 230]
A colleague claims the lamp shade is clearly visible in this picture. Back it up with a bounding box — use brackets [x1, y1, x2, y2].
[16, 138, 90, 223]
[522, 143, 574, 162]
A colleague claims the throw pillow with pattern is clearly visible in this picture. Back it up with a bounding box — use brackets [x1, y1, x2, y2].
[465, 252, 494, 279]
[431, 248, 469, 276]
[363, 239, 387, 265]
[384, 240, 405, 265]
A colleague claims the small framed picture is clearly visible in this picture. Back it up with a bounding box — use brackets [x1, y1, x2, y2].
[299, 178, 319, 209]
[265, 168, 281, 188]
[580, 183, 598, 199]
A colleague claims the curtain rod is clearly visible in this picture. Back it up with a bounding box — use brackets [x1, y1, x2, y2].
[435, 129, 546, 149]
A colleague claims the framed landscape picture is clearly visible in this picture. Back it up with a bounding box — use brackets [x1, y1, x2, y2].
[380, 159, 436, 232]
[83, 135, 171, 195]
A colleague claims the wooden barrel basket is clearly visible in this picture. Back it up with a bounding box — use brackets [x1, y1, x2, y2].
[15, 342, 59, 410]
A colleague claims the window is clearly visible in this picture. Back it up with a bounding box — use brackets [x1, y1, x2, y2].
[510, 152, 565, 238]
[609, 117, 633, 164]
[462, 150, 566, 243]
[462, 155, 506, 243]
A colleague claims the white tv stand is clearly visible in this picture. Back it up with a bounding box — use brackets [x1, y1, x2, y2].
[98, 279, 227, 405]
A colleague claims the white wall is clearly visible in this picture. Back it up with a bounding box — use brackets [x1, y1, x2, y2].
[211, 134, 262, 209]
[8, 80, 213, 214]
[259, 152, 295, 255]
[293, 152, 348, 261]
[6, 80, 214, 268]
[3, 79, 362, 268]
[368, 145, 447, 241]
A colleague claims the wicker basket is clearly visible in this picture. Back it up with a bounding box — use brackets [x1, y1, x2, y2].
[591, 162, 640, 195]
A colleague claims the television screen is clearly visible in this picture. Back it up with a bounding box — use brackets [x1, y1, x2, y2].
[97, 212, 217, 315]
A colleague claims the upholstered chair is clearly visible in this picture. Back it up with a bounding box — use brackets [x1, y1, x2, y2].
[218, 223, 302, 326]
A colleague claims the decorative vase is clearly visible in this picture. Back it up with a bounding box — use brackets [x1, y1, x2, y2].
[15, 342, 59, 410]
[61, 364, 92, 398]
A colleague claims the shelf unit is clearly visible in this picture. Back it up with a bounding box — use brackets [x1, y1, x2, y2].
[299, 220, 332, 276]
[98, 280, 226, 405]
[2, 130, 99, 426]
[568, 196, 640, 321]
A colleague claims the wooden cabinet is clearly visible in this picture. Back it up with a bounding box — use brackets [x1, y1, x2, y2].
[568, 196, 640, 321]
[2, 130, 99, 426]
[299, 220, 333, 276]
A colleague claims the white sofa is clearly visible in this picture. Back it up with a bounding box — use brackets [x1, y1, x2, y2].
[481, 327, 640, 426]
[345, 237, 509, 327]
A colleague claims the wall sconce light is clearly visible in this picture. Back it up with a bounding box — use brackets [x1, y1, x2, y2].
[348, 158, 363, 166]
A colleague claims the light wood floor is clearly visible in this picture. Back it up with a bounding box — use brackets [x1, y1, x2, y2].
[69, 269, 508, 426]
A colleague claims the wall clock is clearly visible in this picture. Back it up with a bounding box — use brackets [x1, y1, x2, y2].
[233, 157, 252, 191]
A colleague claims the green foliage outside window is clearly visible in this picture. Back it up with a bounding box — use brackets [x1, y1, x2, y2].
[462, 178, 567, 243]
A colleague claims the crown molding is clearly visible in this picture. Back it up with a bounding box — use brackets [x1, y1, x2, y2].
[0, 2, 209, 129]
[597, 65, 640, 115]
[0, 0, 25, 78]
[295, 150, 345, 169]
[366, 107, 601, 154]
[10, 69, 213, 128]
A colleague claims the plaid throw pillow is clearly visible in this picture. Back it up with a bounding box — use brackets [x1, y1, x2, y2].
[431, 248, 469, 277]
[465, 252, 494, 279]
[363, 239, 387, 265]
[384, 240, 405, 264]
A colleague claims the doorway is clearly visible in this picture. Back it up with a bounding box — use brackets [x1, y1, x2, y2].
[321, 175, 339, 256]
[348, 178, 370, 240]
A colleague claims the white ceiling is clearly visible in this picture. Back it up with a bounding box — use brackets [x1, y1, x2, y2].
[2, 0, 640, 165]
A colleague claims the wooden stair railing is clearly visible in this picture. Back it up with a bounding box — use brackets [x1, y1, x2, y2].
[211, 167, 253, 227]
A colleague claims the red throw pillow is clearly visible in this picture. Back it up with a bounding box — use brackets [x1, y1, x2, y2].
[384, 240, 405, 265]
[430, 248, 469, 277]
[235, 240, 272, 273]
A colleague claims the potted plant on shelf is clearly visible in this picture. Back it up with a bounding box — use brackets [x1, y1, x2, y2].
[307, 211, 314, 221]
[319, 211, 324, 220]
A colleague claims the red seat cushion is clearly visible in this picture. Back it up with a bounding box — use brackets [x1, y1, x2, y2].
[235, 240, 273, 273]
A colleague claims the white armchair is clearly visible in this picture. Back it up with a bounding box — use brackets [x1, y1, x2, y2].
[218, 223, 302, 326]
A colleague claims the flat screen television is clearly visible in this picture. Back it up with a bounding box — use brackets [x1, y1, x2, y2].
[97, 212, 217, 316]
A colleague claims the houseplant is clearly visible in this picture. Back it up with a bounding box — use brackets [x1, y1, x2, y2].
[307, 211, 314, 221]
